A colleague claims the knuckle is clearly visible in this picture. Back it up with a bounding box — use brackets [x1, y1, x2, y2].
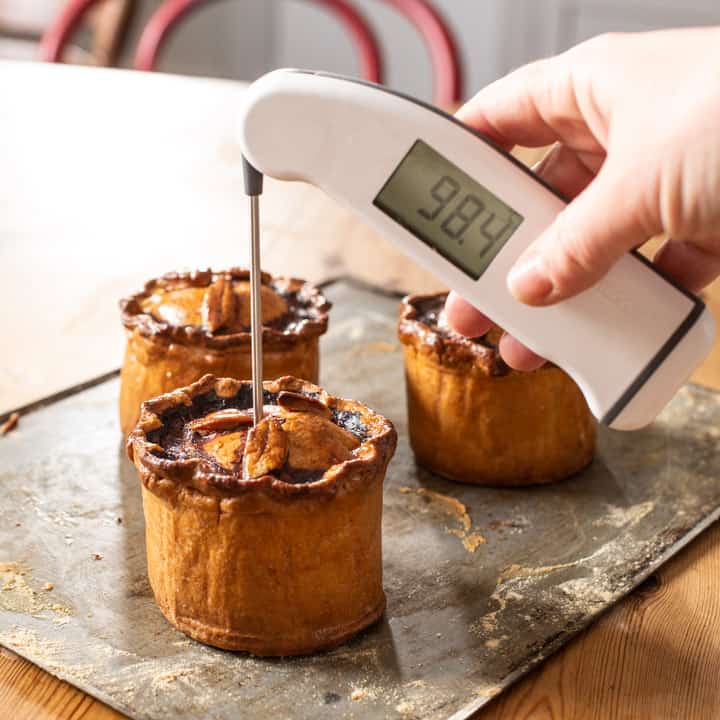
[578, 32, 622, 57]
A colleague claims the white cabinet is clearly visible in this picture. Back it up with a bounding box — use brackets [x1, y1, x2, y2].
[497, 0, 720, 85]
[273, 0, 720, 100]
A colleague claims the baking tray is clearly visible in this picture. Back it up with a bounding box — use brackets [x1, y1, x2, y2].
[2, 278, 720, 720]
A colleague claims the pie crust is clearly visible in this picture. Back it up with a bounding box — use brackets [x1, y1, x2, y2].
[398, 292, 596, 486]
[127, 374, 397, 656]
[119, 269, 330, 434]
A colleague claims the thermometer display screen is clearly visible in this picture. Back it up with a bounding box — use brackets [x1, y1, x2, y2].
[374, 140, 524, 280]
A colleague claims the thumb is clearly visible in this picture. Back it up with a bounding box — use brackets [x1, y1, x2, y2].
[507, 163, 653, 306]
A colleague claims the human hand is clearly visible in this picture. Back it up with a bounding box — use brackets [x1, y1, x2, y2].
[445, 27, 720, 370]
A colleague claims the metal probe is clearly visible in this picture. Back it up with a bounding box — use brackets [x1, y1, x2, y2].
[243, 158, 264, 426]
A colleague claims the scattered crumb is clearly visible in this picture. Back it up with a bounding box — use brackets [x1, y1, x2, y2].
[499, 561, 580, 583]
[350, 685, 379, 701]
[50, 662, 95, 682]
[405, 488, 486, 552]
[446, 527, 486, 553]
[485, 638, 501, 649]
[395, 700, 416, 717]
[0, 562, 72, 618]
[92, 553, 103, 561]
[1, 412, 19, 436]
[405, 680, 426, 689]
[593, 501, 655, 528]
[0, 563, 26, 576]
[152, 668, 193, 688]
[116, 517, 123, 525]
[462, 532, 486, 553]
[2, 627, 61, 659]
[558, 577, 614, 605]
[417, 488, 471, 532]
[15, 523, 21, 528]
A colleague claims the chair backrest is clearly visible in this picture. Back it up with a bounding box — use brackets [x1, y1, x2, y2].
[38, 0, 132, 66]
[132, 0, 381, 82]
[40, 0, 460, 103]
[378, 0, 462, 106]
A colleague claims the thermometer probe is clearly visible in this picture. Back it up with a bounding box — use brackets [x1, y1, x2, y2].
[240, 69, 715, 430]
[244, 159, 264, 425]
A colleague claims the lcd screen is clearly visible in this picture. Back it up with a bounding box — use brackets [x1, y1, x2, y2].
[374, 140, 524, 280]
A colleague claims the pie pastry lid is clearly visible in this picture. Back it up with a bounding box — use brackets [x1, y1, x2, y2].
[398, 292, 508, 376]
[128, 374, 396, 501]
[120, 268, 331, 350]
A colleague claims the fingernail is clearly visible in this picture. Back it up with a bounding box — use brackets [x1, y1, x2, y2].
[507, 253, 553, 304]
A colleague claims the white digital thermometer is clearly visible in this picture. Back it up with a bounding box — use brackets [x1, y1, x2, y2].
[238, 69, 715, 430]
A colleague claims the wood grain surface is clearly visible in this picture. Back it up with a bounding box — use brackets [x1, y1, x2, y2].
[2, 64, 719, 719]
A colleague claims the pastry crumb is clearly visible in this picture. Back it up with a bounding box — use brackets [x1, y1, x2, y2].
[351, 688, 367, 701]
[42, 582, 54, 592]
[1, 412, 19, 436]
[417, 489, 471, 531]
[395, 700, 416, 717]
[406, 487, 486, 553]
[405, 679, 426, 689]
[462, 532, 486, 553]
[92, 553, 103, 561]
[116, 517, 123, 525]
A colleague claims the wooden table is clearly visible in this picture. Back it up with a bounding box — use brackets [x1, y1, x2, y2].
[2, 61, 720, 719]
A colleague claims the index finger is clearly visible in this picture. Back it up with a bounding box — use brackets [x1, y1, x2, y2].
[456, 53, 606, 155]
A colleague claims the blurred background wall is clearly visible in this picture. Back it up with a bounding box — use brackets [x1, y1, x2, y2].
[2, 1, 720, 99]
[125, 0, 720, 99]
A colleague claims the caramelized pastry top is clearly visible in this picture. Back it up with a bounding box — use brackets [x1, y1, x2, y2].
[398, 292, 510, 376]
[120, 269, 330, 349]
[128, 374, 396, 498]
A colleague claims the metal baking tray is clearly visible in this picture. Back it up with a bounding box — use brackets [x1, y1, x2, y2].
[2, 279, 719, 720]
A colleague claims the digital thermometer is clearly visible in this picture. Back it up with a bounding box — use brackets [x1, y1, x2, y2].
[238, 69, 715, 430]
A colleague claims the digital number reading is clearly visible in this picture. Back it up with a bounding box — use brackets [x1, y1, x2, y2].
[374, 141, 524, 280]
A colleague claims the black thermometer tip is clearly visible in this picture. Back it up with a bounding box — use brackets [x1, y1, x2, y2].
[242, 156, 264, 196]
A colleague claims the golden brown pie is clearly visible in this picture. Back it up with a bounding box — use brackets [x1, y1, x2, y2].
[127, 373, 396, 656]
[119, 269, 330, 434]
[398, 292, 596, 486]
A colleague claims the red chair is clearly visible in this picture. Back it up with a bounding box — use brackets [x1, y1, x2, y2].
[41, 0, 461, 104]
[135, 0, 382, 82]
[378, 0, 462, 106]
[39, 0, 132, 65]
[136, 0, 460, 104]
